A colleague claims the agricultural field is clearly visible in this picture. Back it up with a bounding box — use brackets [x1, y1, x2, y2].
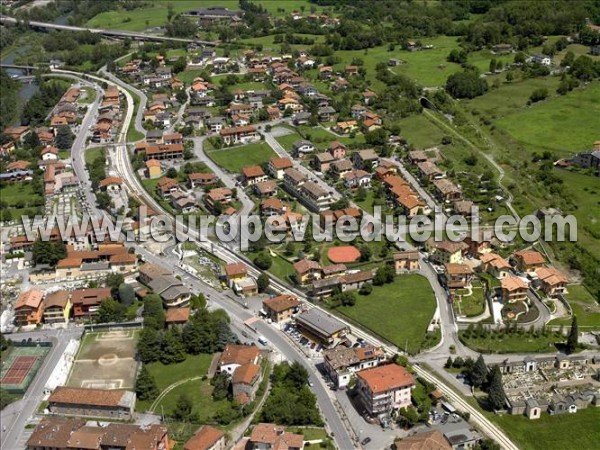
[495, 82, 600, 155]
[337, 274, 437, 354]
[394, 114, 446, 149]
[207, 142, 276, 173]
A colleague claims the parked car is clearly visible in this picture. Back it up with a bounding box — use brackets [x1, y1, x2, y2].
[361, 437, 372, 446]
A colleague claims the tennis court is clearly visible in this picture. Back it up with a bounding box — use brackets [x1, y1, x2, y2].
[1, 345, 50, 393]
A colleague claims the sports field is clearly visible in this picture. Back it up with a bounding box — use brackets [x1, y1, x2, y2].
[67, 329, 139, 390]
[1, 345, 50, 393]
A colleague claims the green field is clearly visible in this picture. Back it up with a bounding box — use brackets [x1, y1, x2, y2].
[491, 407, 600, 450]
[276, 126, 364, 150]
[553, 169, 600, 258]
[465, 76, 562, 120]
[394, 114, 446, 149]
[78, 87, 97, 104]
[548, 284, 600, 329]
[337, 274, 437, 354]
[460, 331, 564, 353]
[86, 0, 324, 31]
[456, 283, 486, 317]
[496, 82, 600, 155]
[178, 69, 209, 85]
[84, 147, 105, 164]
[0, 182, 43, 219]
[137, 354, 229, 422]
[207, 142, 275, 172]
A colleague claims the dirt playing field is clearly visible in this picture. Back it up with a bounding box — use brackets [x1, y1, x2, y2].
[67, 329, 139, 390]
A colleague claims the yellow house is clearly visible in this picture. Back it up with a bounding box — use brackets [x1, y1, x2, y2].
[43, 290, 72, 324]
[426, 239, 467, 264]
[293, 259, 322, 284]
[146, 159, 162, 178]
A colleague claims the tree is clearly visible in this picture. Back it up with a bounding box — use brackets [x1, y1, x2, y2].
[172, 393, 194, 421]
[254, 251, 272, 270]
[211, 372, 230, 400]
[528, 87, 548, 104]
[143, 294, 165, 329]
[489, 58, 497, 73]
[446, 69, 488, 99]
[96, 298, 126, 323]
[257, 273, 270, 293]
[471, 355, 488, 388]
[566, 315, 578, 354]
[359, 282, 373, 296]
[166, 167, 178, 178]
[445, 356, 453, 368]
[138, 326, 162, 363]
[135, 365, 159, 401]
[106, 273, 125, 297]
[373, 265, 395, 285]
[359, 245, 372, 262]
[1, 389, 16, 411]
[172, 56, 187, 73]
[189, 293, 206, 310]
[32, 238, 66, 267]
[160, 327, 186, 364]
[487, 365, 506, 410]
[335, 291, 356, 306]
[55, 125, 74, 150]
[397, 405, 419, 428]
[0, 333, 10, 351]
[118, 283, 135, 306]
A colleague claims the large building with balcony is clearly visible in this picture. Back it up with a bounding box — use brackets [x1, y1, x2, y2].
[356, 364, 415, 417]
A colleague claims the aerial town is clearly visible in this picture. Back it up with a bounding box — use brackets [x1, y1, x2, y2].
[0, 1, 599, 450]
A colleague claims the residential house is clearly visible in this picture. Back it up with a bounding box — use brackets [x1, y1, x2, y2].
[184, 425, 226, 450]
[205, 187, 233, 210]
[206, 117, 225, 133]
[293, 259, 322, 285]
[268, 157, 293, 179]
[3, 125, 31, 143]
[260, 198, 287, 217]
[224, 263, 258, 296]
[241, 165, 268, 186]
[189, 172, 218, 188]
[343, 169, 371, 188]
[15, 290, 45, 326]
[262, 295, 301, 324]
[171, 191, 198, 213]
[283, 168, 307, 194]
[530, 54, 552, 65]
[43, 290, 71, 324]
[47, 387, 135, 420]
[298, 181, 334, 212]
[363, 90, 377, 105]
[328, 141, 347, 159]
[248, 424, 304, 450]
[217, 343, 261, 375]
[535, 267, 568, 297]
[292, 139, 316, 157]
[232, 361, 263, 405]
[165, 307, 191, 328]
[426, 240, 468, 264]
[318, 106, 336, 122]
[393, 251, 420, 273]
[329, 159, 353, 179]
[479, 253, 512, 279]
[71, 288, 111, 320]
[319, 65, 333, 79]
[219, 125, 258, 145]
[138, 262, 170, 285]
[417, 160, 443, 181]
[394, 431, 452, 450]
[432, 179, 462, 202]
[356, 364, 415, 416]
[352, 149, 379, 170]
[156, 177, 179, 198]
[513, 250, 545, 273]
[254, 180, 278, 197]
[501, 276, 529, 303]
[146, 159, 163, 179]
[323, 345, 386, 389]
[334, 120, 358, 135]
[313, 152, 335, 173]
[292, 111, 312, 125]
[443, 263, 474, 289]
[345, 65, 359, 76]
[148, 275, 191, 307]
[295, 308, 349, 348]
[340, 270, 374, 292]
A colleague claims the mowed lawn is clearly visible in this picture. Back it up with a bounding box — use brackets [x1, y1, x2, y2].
[136, 354, 227, 421]
[495, 82, 600, 154]
[86, 0, 323, 31]
[548, 284, 600, 329]
[337, 274, 436, 353]
[84, 147, 105, 164]
[491, 407, 600, 450]
[207, 142, 276, 173]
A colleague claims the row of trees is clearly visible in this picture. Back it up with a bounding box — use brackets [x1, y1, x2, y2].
[446, 355, 506, 410]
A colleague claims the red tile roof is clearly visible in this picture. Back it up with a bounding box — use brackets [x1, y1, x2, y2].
[357, 364, 414, 394]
